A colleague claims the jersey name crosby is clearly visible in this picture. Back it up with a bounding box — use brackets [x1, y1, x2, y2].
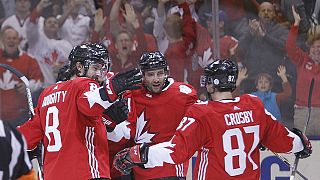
[224, 110, 254, 126]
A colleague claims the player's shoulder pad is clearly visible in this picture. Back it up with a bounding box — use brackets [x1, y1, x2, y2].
[168, 80, 196, 95]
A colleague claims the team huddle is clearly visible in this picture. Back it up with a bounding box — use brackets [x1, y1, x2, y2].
[1, 43, 312, 180]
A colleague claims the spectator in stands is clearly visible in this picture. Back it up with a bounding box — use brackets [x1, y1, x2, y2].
[219, 0, 254, 39]
[235, 65, 292, 121]
[153, 0, 195, 83]
[0, 0, 15, 27]
[108, 0, 147, 73]
[26, 0, 73, 87]
[58, 0, 93, 46]
[280, 0, 310, 32]
[0, 0, 15, 19]
[286, 6, 320, 136]
[0, 26, 43, 126]
[238, 2, 289, 93]
[1, 0, 34, 51]
[189, 10, 238, 93]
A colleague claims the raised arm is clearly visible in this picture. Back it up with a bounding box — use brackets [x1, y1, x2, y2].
[275, 65, 292, 105]
[109, 0, 123, 37]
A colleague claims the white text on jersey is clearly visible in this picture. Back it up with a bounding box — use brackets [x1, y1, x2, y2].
[42, 91, 67, 107]
[224, 110, 254, 126]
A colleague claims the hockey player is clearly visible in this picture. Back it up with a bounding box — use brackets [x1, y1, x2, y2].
[113, 59, 312, 180]
[17, 43, 142, 180]
[108, 51, 198, 179]
[0, 119, 36, 180]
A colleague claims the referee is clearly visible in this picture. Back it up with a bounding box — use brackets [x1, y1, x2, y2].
[0, 120, 35, 180]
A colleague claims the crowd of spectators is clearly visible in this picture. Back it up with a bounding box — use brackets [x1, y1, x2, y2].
[1, 0, 320, 136]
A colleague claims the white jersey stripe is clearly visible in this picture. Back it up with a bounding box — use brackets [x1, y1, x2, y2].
[85, 127, 96, 178]
[198, 148, 209, 180]
[180, 163, 184, 177]
[86, 127, 100, 178]
[9, 131, 21, 179]
[175, 164, 182, 177]
[91, 128, 100, 178]
[89, 128, 97, 178]
[175, 165, 179, 177]
[85, 127, 94, 178]
[198, 148, 204, 180]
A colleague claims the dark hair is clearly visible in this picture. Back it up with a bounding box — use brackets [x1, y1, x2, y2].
[56, 65, 71, 82]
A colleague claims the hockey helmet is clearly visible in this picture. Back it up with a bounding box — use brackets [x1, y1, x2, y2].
[69, 43, 111, 72]
[139, 51, 169, 72]
[204, 59, 238, 92]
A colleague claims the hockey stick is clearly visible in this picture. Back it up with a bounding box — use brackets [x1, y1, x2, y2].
[272, 152, 308, 180]
[290, 78, 315, 180]
[0, 64, 43, 179]
[0, 64, 35, 117]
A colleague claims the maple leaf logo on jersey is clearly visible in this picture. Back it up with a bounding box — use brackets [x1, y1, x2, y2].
[135, 111, 156, 144]
[84, 86, 111, 109]
[0, 70, 19, 90]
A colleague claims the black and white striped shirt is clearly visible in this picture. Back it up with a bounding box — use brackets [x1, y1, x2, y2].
[0, 120, 32, 180]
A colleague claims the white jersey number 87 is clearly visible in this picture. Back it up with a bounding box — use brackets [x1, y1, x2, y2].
[223, 125, 260, 176]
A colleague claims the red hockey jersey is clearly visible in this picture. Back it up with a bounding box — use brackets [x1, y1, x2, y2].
[18, 77, 112, 180]
[109, 78, 197, 179]
[146, 94, 303, 180]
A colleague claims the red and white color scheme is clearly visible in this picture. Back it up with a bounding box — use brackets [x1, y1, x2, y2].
[145, 94, 304, 180]
[18, 78, 113, 180]
[108, 78, 197, 179]
[0, 50, 43, 121]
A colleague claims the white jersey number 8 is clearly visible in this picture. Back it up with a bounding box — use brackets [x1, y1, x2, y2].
[45, 106, 62, 152]
[223, 125, 259, 176]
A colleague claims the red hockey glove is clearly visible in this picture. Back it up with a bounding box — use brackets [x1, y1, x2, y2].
[102, 98, 128, 132]
[292, 128, 312, 159]
[113, 144, 149, 175]
[104, 69, 142, 102]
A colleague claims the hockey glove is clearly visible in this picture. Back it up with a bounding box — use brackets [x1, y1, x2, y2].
[102, 98, 128, 132]
[258, 143, 267, 151]
[104, 69, 142, 102]
[292, 128, 312, 159]
[113, 144, 149, 175]
[27, 146, 41, 160]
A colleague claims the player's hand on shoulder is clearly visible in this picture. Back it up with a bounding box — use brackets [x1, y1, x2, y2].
[113, 143, 149, 175]
[292, 128, 312, 159]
